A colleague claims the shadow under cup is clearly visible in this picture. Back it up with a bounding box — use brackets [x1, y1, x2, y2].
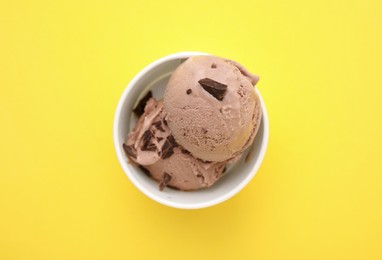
[114, 52, 269, 209]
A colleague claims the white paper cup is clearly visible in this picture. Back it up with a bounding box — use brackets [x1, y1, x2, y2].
[113, 52, 269, 209]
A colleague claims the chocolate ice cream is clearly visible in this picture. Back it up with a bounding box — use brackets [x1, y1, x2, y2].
[164, 56, 262, 162]
[124, 98, 225, 191]
[123, 55, 261, 191]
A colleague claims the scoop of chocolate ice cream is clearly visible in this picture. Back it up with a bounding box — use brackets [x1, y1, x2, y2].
[163, 55, 262, 162]
[124, 98, 225, 191]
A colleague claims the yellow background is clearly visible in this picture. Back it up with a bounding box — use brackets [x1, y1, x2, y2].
[1, 0, 381, 259]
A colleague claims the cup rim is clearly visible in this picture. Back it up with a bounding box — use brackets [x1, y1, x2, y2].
[113, 52, 269, 209]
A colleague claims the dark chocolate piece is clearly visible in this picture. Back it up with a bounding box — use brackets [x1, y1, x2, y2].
[133, 91, 152, 117]
[161, 140, 174, 159]
[140, 130, 156, 151]
[211, 63, 217, 69]
[153, 121, 165, 132]
[167, 135, 178, 147]
[122, 143, 137, 159]
[138, 165, 151, 177]
[159, 135, 179, 159]
[186, 89, 192, 95]
[163, 118, 168, 126]
[142, 130, 152, 147]
[156, 137, 164, 142]
[223, 166, 227, 173]
[159, 172, 172, 191]
[198, 78, 227, 101]
[142, 143, 156, 152]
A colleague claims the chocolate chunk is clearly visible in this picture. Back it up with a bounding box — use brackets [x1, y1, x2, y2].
[181, 148, 190, 155]
[167, 135, 178, 147]
[156, 137, 164, 142]
[122, 143, 137, 159]
[159, 172, 172, 191]
[142, 130, 152, 146]
[163, 118, 168, 126]
[161, 139, 174, 159]
[133, 91, 152, 117]
[159, 135, 178, 159]
[186, 89, 192, 95]
[138, 165, 151, 177]
[140, 130, 156, 151]
[223, 166, 227, 173]
[153, 121, 165, 132]
[198, 78, 227, 101]
[211, 63, 217, 69]
[142, 143, 156, 152]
